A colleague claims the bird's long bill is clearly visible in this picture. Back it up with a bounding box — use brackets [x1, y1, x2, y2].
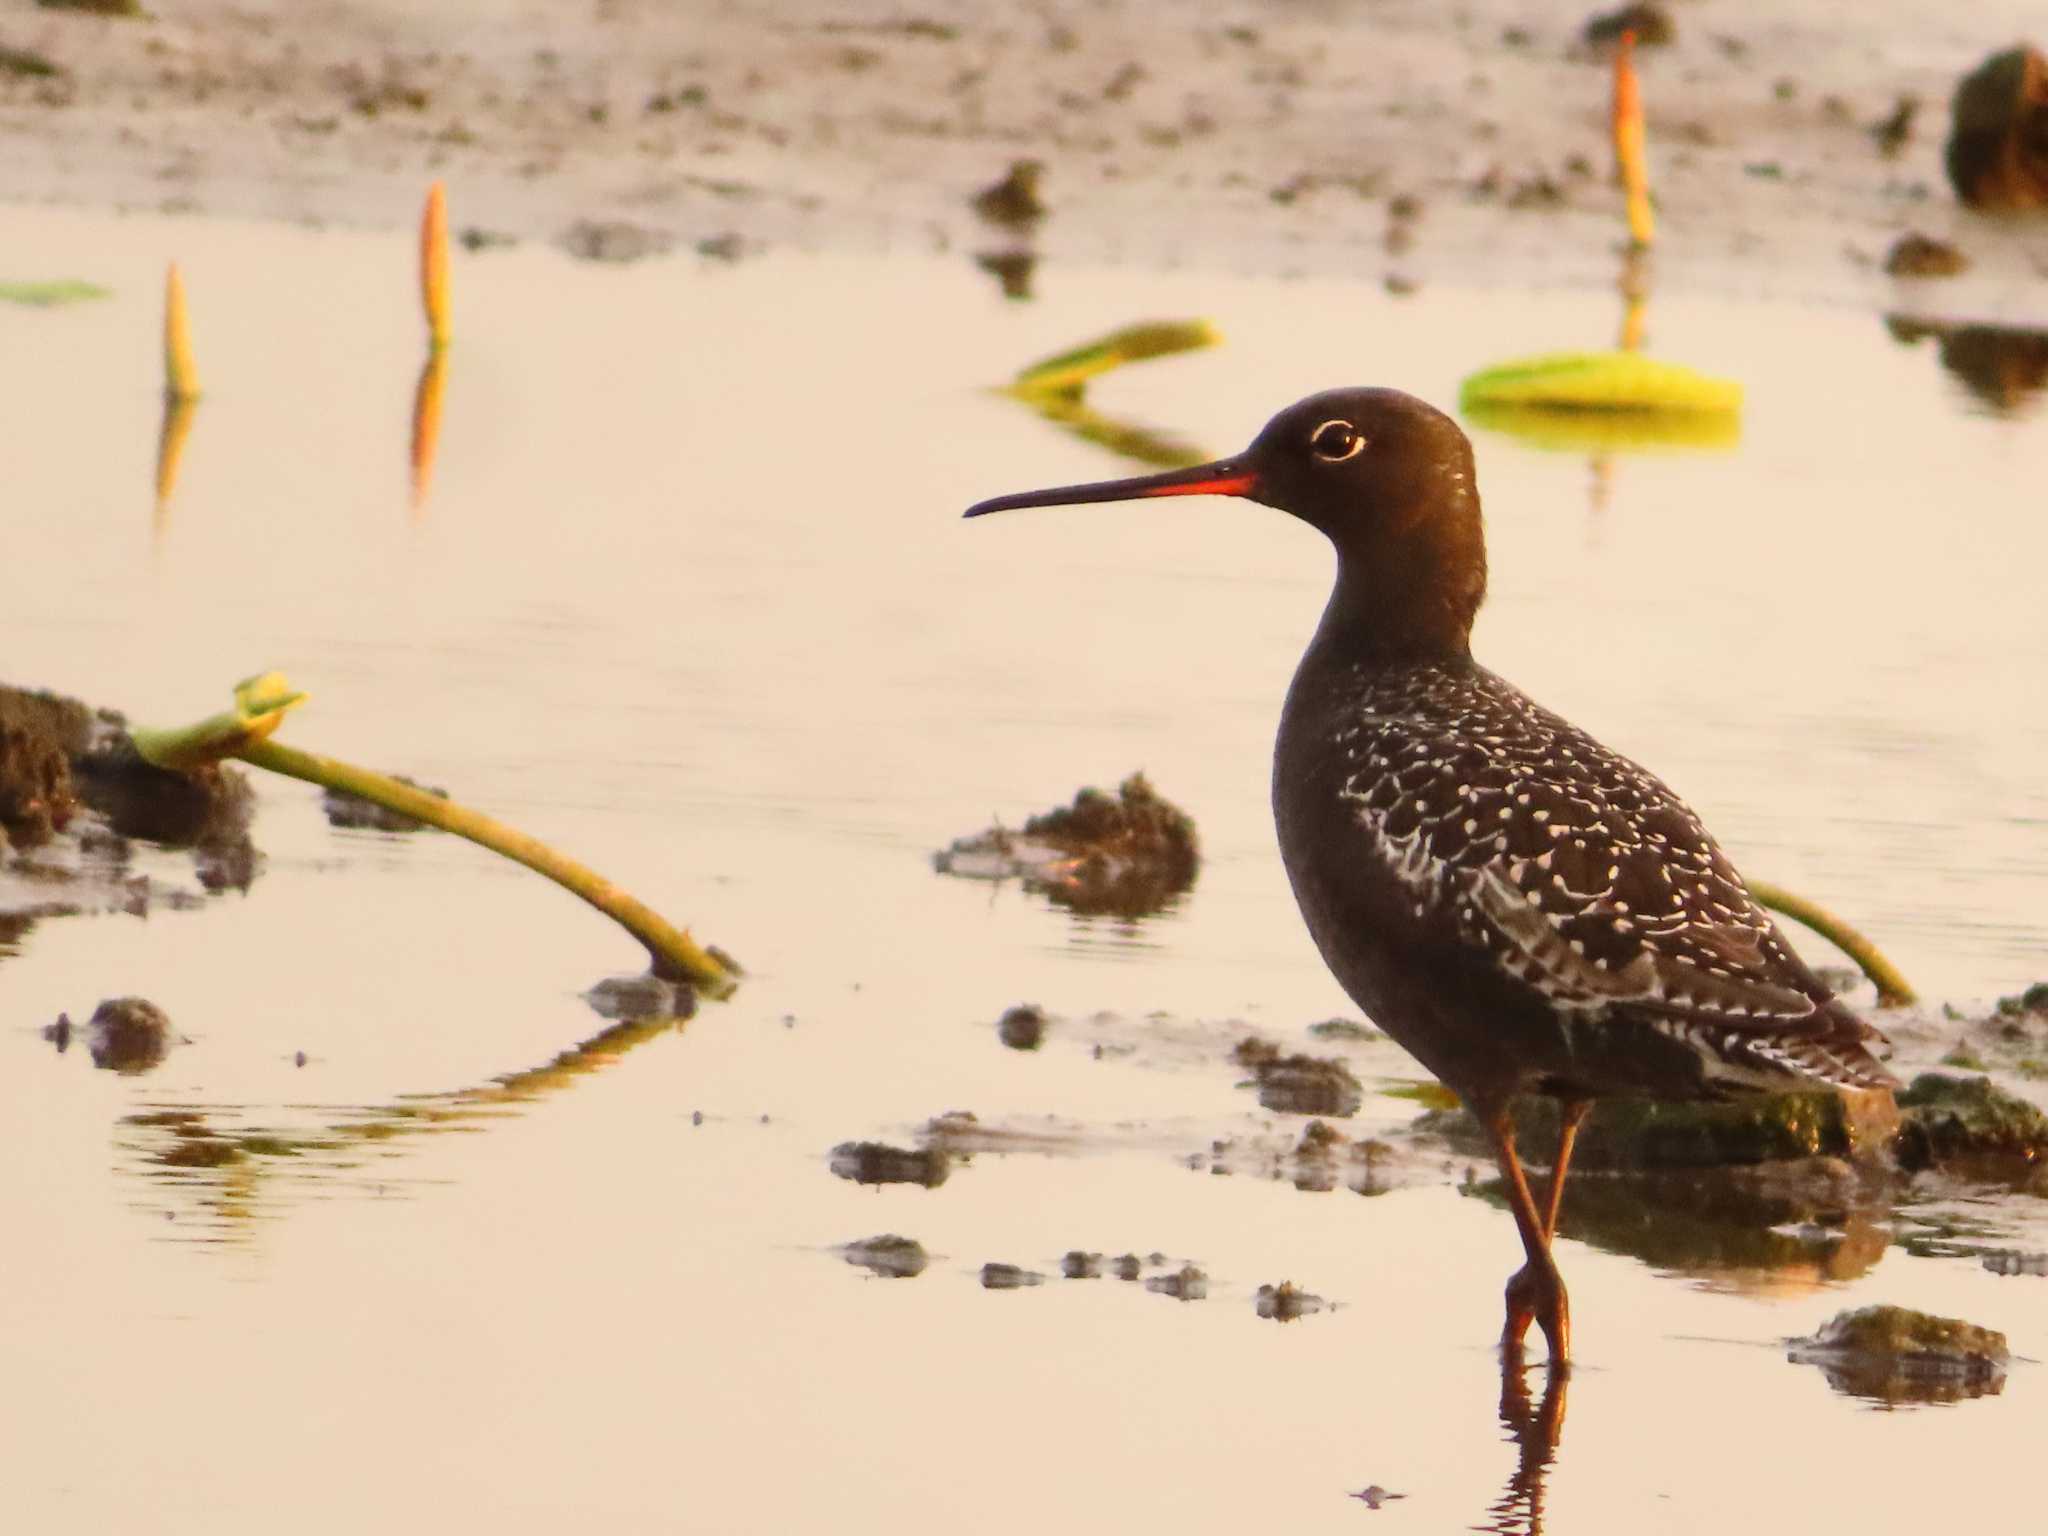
[963, 457, 1256, 519]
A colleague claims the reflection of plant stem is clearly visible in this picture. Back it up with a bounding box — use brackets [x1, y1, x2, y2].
[1746, 880, 1916, 1007]
[1003, 386, 1210, 470]
[124, 1015, 680, 1233]
[410, 348, 446, 514]
[242, 737, 736, 995]
[153, 393, 198, 533]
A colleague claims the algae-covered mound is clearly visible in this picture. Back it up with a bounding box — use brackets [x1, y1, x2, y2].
[933, 772, 1199, 919]
[1894, 1072, 2048, 1169]
[1416, 1087, 1898, 1170]
[1789, 1305, 2008, 1406]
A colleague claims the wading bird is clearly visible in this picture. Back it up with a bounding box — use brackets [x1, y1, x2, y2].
[966, 387, 1894, 1364]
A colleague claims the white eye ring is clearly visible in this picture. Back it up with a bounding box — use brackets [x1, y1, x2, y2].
[1310, 419, 1365, 462]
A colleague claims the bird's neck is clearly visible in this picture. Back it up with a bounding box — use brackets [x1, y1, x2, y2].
[1312, 526, 1485, 668]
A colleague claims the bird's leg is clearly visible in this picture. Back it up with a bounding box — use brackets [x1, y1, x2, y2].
[1503, 1098, 1591, 1367]
[1537, 1098, 1593, 1242]
[1482, 1102, 1572, 1366]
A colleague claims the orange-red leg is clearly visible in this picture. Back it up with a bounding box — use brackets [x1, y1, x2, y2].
[1485, 1099, 1589, 1366]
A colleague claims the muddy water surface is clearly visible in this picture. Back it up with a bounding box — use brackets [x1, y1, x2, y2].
[3, 205, 2046, 1531]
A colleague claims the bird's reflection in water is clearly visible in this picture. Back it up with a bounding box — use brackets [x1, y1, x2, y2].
[1476, 1351, 1569, 1535]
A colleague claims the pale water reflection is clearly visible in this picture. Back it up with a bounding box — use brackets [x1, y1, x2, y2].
[2, 203, 2045, 1532]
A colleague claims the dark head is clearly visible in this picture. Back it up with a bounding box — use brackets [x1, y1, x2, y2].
[966, 387, 1487, 659]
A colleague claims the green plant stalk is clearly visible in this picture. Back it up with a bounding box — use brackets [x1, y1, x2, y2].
[1746, 879, 1916, 1007]
[239, 737, 736, 997]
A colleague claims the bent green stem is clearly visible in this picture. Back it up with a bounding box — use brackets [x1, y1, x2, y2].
[240, 738, 735, 996]
[133, 674, 735, 997]
[1746, 879, 1916, 1008]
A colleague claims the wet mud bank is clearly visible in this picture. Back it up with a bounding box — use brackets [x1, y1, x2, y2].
[4, 2, 2045, 316]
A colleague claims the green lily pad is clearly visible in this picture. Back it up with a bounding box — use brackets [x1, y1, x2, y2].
[1459, 351, 1742, 414]
[1463, 399, 1742, 453]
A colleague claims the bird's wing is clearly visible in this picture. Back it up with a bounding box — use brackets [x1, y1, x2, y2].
[1341, 666, 1893, 1090]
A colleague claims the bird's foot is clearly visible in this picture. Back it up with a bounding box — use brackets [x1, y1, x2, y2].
[1503, 1263, 1571, 1368]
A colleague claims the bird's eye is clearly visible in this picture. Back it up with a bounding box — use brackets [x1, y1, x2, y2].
[1309, 419, 1365, 462]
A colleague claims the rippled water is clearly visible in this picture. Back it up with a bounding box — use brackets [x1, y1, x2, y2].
[3, 204, 2045, 1532]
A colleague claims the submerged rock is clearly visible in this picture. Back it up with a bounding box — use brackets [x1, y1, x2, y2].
[1883, 316, 2048, 415]
[829, 1140, 950, 1188]
[1789, 1305, 2008, 1405]
[933, 773, 1199, 919]
[1061, 1250, 1104, 1278]
[842, 1234, 929, 1279]
[1944, 45, 2048, 211]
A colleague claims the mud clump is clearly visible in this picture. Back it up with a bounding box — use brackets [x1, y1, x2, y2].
[0, 689, 80, 848]
[996, 1002, 1047, 1050]
[842, 1234, 929, 1278]
[70, 729, 257, 891]
[933, 772, 1199, 919]
[1883, 232, 1968, 278]
[322, 776, 447, 832]
[1235, 1036, 1363, 1118]
[972, 159, 1046, 229]
[1583, 5, 1675, 49]
[1254, 1281, 1326, 1321]
[71, 997, 177, 1075]
[980, 1261, 1044, 1290]
[1307, 1018, 1380, 1042]
[4, 683, 261, 928]
[830, 1140, 950, 1189]
[1789, 1305, 2008, 1406]
[1944, 45, 2048, 211]
[1884, 316, 2048, 415]
[974, 249, 1037, 301]
[1144, 1264, 1207, 1301]
[1894, 1072, 2048, 1170]
[582, 972, 698, 1022]
[560, 218, 675, 263]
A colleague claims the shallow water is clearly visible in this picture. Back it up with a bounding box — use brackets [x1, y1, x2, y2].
[3, 204, 2046, 1532]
